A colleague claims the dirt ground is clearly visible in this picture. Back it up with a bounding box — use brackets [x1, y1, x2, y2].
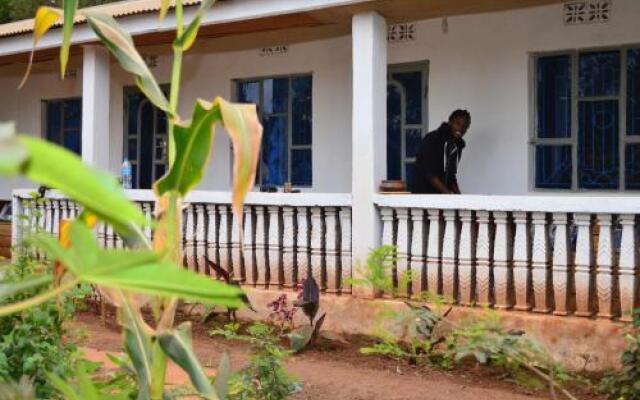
[74, 312, 603, 400]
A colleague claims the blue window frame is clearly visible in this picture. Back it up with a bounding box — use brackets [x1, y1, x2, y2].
[387, 63, 428, 191]
[237, 75, 312, 187]
[533, 48, 640, 191]
[44, 98, 82, 155]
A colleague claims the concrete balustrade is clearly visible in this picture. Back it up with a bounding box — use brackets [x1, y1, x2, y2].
[375, 194, 640, 320]
[11, 189, 353, 294]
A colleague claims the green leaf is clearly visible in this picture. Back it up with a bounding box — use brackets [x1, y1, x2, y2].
[119, 298, 153, 398]
[174, 0, 216, 51]
[69, 220, 99, 270]
[86, 262, 243, 307]
[81, 10, 170, 113]
[32, 220, 244, 307]
[0, 274, 52, 301]
[158, 322, 219, 399]
[154, 99, 222, 196]
[47, 372, 82, 400]
[29, 234, 77, 271]
[1, 133, 147, 235]
[76, 362, 101, 400]
[61, 0, 78, 78]
[287, 326, 314, 353]
[213, 352, 231, 400]
[154, 97, 262, 231]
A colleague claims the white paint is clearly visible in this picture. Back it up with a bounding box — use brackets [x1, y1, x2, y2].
[374, 193, 640, 214]
[351, 11, 387, 295]
[82, 46, 110, 168]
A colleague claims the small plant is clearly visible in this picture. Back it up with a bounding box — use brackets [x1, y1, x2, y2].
[347, 245, 396, 297]
[443, 311, 578, 399]
[286, 277, 327, 352]
[360, 299, 451, 365]
[266, 294, 298, 333]
[599, 309, 640, 400]
[358, 286, 578, 399]
[210, 322, 299, 400]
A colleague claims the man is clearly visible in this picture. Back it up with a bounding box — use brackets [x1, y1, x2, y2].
[412, 109, 471, 194]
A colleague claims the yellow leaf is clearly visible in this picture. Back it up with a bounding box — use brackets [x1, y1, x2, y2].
[216, 97, 263, 234]
[159, 0, 171, 20]
[19, 7, 62, 89]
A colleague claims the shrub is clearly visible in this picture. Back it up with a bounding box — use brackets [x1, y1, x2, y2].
[0, 255, 81, 398]
[600, 310, 640, 400]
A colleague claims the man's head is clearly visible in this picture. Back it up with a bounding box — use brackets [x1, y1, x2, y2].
[448, 109, 471, 140]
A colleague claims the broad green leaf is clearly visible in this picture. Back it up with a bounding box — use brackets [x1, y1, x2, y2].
[154, 97, 262, 231]
[174, 0, 216, 51]
[29, 234, 77, 272]
[119, 297, 153, 398]
[61, 0, 79, 79]
[81, 10, 170, 113]
[47, 372, 82, 400]
[1, 133, 147, 235]
[154, 99, 222, 196]
[19, 7, 62, 89]
[213, 352, 231, 400]
[76, 363, 101, 400]
[68, 219, 99, 270]
[158, 322, 219, 400]
[85, 262, 243, 307]
[159, 0, 171, 20]
[287, 326, 314, 353]
[0, 274, 52, 301]
[33, 220, 243, 307]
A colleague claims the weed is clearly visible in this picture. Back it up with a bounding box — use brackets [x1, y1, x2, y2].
[211, 322, 299, 400]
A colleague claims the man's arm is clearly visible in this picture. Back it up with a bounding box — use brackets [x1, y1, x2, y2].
[427, 176, 454, 194]
[450, 181, 461, 194]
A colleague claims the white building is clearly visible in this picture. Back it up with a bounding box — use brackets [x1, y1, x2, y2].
[2, 0, 640, 330]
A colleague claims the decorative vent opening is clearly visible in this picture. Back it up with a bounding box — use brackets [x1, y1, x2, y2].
[564, 0, 611, 25]
[388, 23, 416, 42]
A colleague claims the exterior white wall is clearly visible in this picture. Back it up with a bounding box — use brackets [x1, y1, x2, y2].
[0, 67, 82, 198]
[388, 0, 640, 194]
[2, 0, 640, 198]
[109, 35, 353, 193]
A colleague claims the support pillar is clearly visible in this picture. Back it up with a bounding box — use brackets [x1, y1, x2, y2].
[351, 12, 387, 298]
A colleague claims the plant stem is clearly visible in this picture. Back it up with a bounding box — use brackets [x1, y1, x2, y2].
[167, 0, 184, 166]
[151, 2, 185, 397]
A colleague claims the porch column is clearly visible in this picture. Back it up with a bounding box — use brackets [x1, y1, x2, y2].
[351, 12, 387, 297]
[81, 46, 110, 169]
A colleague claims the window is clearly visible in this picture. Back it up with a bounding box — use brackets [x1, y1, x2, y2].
[236, 75, 312, 187]
[124, 87, 168, 189]
[533, 47, 640, 190]
[387, 63, 428, 191]
[43, 98, 82, 155]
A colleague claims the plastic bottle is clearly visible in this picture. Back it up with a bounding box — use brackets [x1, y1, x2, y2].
[121, 158, 132, 189]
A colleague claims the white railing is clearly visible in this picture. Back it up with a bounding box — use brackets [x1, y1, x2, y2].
[12, 189, 353, 294]
[375, 194, 640, 321]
